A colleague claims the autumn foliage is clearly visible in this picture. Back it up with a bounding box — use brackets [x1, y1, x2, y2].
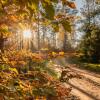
[0, 50, 72, 100]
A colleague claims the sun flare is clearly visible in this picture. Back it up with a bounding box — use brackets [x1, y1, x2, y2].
[23, 29, 31, 38]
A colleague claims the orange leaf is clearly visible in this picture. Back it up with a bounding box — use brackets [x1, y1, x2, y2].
[68, 2, 76, 9]
[8, 15, 18, 22]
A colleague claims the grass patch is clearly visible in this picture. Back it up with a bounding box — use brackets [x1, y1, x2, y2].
[83, 63, 100, 72]
[66, 54, 100, 73]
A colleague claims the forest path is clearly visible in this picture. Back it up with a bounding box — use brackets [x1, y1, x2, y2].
[51, 55, 100, 100]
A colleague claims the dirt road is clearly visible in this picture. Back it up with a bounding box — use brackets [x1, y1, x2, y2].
[52, 56, 100, 100]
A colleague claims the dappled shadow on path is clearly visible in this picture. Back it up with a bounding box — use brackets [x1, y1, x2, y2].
[67, 82, 99, 100]
[52, 55, 100, 100]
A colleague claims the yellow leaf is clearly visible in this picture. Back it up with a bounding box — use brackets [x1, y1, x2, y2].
[59, 52, 64, 56]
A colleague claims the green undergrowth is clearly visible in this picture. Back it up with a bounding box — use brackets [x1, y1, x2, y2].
[81, 63, 100, 72]
[67, 54, 100, 73]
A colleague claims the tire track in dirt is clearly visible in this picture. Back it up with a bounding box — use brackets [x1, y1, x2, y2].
[67, 66, 100, 87]
[52, 56, 100, 100]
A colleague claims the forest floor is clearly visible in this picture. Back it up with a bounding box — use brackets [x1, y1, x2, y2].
[51, 53, 100, 100]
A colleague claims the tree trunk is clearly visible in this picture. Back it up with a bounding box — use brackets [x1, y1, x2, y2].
[63, 32, 67, 51]
[42, 26, 46, 47]
[0, 33, 4, 53]
[37, 10, 40, 50]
